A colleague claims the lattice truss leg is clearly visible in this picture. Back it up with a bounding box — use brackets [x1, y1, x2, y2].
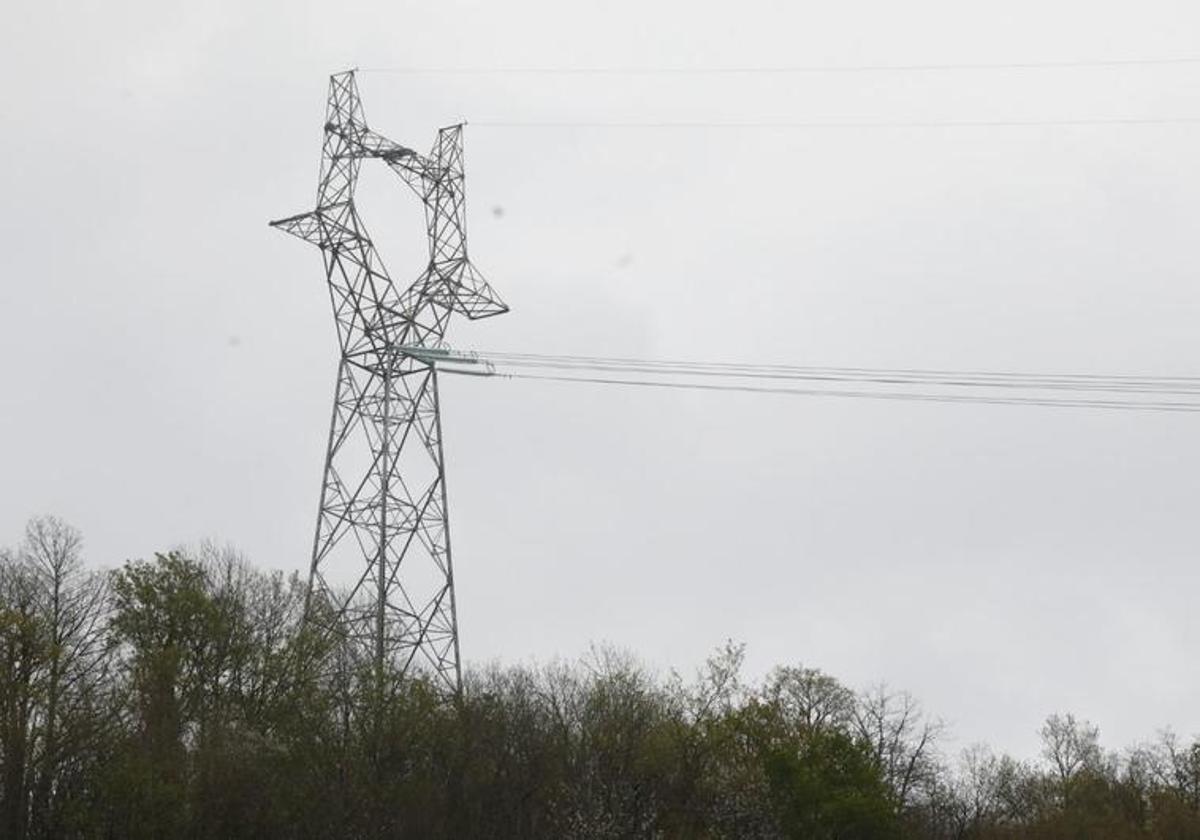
[270, 70, 506, 692]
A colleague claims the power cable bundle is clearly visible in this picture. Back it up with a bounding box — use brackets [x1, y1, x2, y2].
[411, 347, 1200, 413]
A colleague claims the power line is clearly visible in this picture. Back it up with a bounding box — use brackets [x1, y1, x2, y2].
[361, 58, 1200, 131]
[464, 349, 1200, 390]
[417, 347, 1200, 413]
[471, 117, 1200, 130]
[484, 371, 1200, 413]
[359, 57, 1200, 75]
[479, 359, 1200, 397]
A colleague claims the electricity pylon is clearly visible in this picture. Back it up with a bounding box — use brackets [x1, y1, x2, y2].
[270, 70, 505, 692]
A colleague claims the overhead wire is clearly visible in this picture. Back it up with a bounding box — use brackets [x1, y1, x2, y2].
[359, 57, 1200, 75]
[365, 56, 1200, 409]
[470, 117, 1200, 130]
[472, 351, 1200, 395]
[493, 371, 1200, 413]
[422, 348, 1200, 413]
[361, 58, 1200, 129]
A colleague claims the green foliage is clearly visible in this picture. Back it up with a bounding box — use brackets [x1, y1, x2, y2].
[729, 699, 899, 839]
[1, 518, 1199, 840]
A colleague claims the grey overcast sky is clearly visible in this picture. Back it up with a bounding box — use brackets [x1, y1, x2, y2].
[3, 0, 1200, 759]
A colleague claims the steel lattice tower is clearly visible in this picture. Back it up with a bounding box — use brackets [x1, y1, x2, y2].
[270, 70, 506, 692]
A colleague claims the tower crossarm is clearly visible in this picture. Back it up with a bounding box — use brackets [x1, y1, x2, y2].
[268, 71, 506, 357]
[385, 125, 509, 330]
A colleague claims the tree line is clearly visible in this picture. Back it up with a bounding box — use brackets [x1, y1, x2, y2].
[1, 515, 1198, 839]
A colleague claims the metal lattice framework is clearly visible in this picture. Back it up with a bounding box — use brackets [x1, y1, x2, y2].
[270, 70, 506, 692]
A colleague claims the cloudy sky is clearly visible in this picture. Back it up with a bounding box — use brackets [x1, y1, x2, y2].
[4, 0, 1200, 758]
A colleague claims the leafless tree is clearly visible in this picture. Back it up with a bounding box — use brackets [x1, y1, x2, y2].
[1132, 728, 1200, 810]
[1039, 711, 1104, 804]
[0, 517, 112, 840]
[854, 684, 944, 812]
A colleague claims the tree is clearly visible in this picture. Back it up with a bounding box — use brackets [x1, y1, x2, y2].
[1141, 729, 1200, 811]
[1039, 712, 1104, 808]
[0, 517, 113, 840]
[723, 698, 899, 839]
[853, 685, 943, 815]
[12, 517, 1200, 839]
[20, 516, 111, 839]
[0, 547, 44, 840]
[763, 665, 855, 734]
[105, 551, 220, 838]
